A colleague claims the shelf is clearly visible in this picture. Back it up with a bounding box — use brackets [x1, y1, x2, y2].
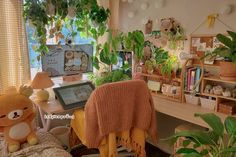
[201, 93, 236, 101]
[203, 76, 236, 85]
[152, 94, 229, 128]
[140, 73, 182, 82]
[152, 92, 181, 102]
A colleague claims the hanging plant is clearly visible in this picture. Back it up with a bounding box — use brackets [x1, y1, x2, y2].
[24, 0, 110, 60]
[160, 17, 186, 50]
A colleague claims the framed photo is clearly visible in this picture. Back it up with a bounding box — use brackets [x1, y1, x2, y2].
[53, 82, 95, 110]
[41, 44, 93, 77]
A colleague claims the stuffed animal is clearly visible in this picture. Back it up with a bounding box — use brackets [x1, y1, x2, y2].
[160, 18, 175, 34]
[0, 85, 38, 153]
[160, 17, 184, 37]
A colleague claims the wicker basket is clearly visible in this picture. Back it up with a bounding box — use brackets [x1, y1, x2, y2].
[185, 94, 200, 105]
[200, 97, 216, 110]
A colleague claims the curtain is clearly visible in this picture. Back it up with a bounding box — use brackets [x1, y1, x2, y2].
[0, 0, 31, 94]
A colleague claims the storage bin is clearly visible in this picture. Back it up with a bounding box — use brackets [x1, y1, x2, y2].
[200, 97, 216, 110]
[185, 94, 200, 105]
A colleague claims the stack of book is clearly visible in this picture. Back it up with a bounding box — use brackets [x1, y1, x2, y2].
[184, 67, 202, 93]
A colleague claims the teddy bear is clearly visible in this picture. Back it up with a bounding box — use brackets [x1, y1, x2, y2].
[160, 17, 175, 34]
[160, 17, 183, 36]
[0, 85, 38, 153]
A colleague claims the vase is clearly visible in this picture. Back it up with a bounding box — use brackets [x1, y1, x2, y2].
[220, 61, 236, 81]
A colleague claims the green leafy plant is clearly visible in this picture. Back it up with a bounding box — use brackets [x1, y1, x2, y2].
[147, 42, 177, 78]
[206, 31, 236, 64]
[92, 31, 123, 72]
[151, 46, 169, 65]
[88, 70, 130, 87]
[123, 30, 145, 61]
[145, 59, 157, 74]
[168, 113, 236, 157]
[160, 55, 178, 78]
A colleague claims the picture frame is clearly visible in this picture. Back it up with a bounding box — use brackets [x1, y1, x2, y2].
[41, 44, 93, 77]
[53, 82, 95, 110]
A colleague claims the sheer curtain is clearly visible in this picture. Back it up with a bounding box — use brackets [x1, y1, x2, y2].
[0, 0, 30, 94]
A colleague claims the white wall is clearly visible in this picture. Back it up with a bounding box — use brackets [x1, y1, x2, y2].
[120, 0, 236, 51]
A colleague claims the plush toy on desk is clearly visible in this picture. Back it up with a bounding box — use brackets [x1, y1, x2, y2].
[0, 85, 38, 153]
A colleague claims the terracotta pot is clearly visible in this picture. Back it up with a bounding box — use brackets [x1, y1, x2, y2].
[220, 61, 236, 81]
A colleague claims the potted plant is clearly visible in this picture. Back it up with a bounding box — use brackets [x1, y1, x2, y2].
[168, 113, 236, 157]
[144, 59, 157, 74]
[208, 31, 236, 81]
[160, 55, 178, 78]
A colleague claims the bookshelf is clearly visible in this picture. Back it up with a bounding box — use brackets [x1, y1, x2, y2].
[183, 58, 236, 115]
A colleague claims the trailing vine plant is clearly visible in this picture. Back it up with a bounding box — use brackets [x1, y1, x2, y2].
[24, 0, 110, 60]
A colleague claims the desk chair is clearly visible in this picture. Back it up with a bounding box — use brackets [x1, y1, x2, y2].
[70, 80, 157, 157]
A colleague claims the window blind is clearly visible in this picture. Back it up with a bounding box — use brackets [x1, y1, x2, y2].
[0, 0, 30, 94]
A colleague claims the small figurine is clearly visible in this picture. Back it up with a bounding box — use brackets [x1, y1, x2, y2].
[204, 84, 212, 94]
[213, 85, 223, 95]
[222, 88, 231, 97]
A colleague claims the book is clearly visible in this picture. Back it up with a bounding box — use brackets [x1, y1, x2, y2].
[186, 67, 196, 91]
[190, 68, 197, 90]
[195, 68, 201, 92]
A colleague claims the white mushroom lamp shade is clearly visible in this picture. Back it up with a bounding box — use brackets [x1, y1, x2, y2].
[31, 72, 54, 101]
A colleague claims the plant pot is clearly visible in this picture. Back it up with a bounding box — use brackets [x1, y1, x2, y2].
[147, 69, 153, 74]
[220, 61, 236, 81]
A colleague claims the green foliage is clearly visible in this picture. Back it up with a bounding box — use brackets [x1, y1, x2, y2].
[151, 46, 169, 65]
[209, 31, 236, 64]
[24, 0, 110, 56]
[92, 32, 124, 71]
[123, 30, 145, 61]
[160, 55, 178, 78]
[168, 113, 236, 157]
[88, 70, 130, 87]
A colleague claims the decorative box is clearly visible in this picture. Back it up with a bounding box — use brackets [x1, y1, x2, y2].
[162, 84, 181, 98]
[147, 80, 161, 93]
[218, 101, 236, 115]
[200, 97, 216, 111]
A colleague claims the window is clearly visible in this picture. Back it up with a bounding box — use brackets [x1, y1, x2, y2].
[25, 22, 94, 77]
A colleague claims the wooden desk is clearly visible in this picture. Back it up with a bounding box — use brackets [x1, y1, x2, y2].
[152, 93, 227, 128]
[33, 81, 88, 131]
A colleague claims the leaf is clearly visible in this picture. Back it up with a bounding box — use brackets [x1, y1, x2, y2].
[227, 31, 236, 42]
[212, 47, 231, 58]
[92, 56, 100, 70]
[176, 148, 200, 155]
[225, 116, 236, 138]
[100, 49, 111, 65]
[183, 153, 202, 157]
[220, 147, 236, 154]
[195, 113, 224, 138]
[216, 34, 232, 49]
[169, 130, 216, 145]
[183, 139, 191, 147]
[110, 53, 118, 65]
[200, 149, 209, 156]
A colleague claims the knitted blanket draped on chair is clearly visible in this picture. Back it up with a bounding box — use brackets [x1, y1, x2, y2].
[85, 80, 157, 148]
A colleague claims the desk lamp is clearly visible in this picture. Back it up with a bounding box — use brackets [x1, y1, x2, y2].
[31, 72, 54, 101]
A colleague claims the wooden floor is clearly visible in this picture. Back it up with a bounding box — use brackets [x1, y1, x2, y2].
[146, 142, 170, 157]
[70, 142, 170, 157]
